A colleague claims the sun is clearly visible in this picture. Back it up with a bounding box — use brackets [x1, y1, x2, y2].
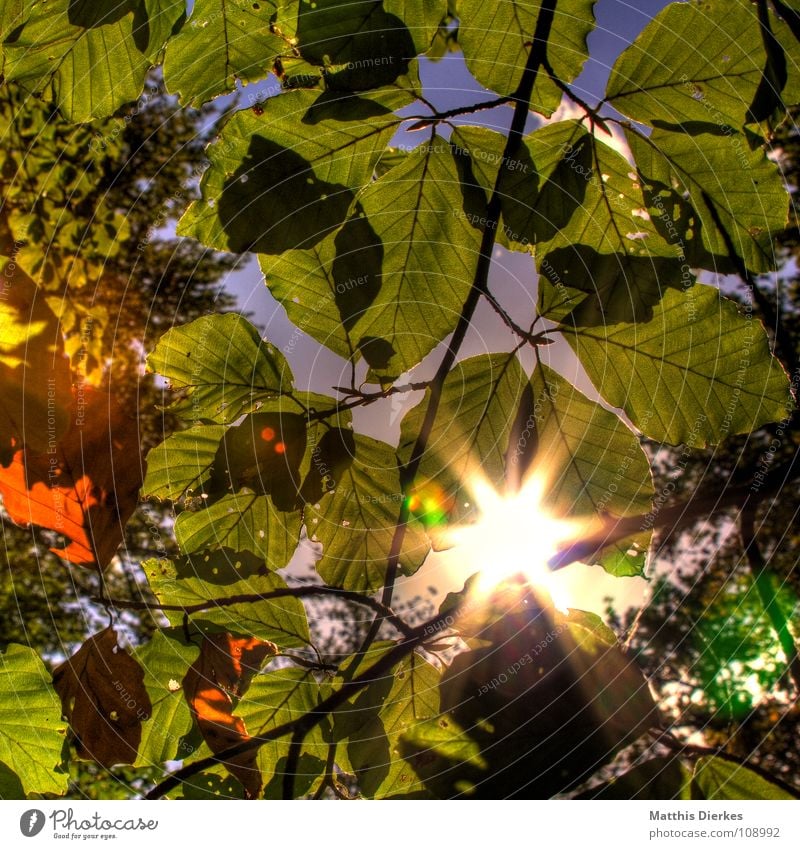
[442, 471, 586, 610]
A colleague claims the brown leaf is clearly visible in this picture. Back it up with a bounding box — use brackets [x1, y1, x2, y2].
[0, 385, 143, 569]
[183, 633, 277, 798]
[0, 259, 72, 465]
[53, 627, 152, 768]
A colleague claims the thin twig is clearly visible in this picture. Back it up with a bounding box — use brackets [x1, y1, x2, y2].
[483, 287, 553, 347]
[92, 585, 415, 639]
[405, 95, 514, 127]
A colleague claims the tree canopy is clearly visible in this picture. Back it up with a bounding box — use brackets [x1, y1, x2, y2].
[1, 0, 799, 801]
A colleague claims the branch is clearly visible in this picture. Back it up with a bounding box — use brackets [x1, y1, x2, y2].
[378, 0, 560, 614]
[739, 503, 800, 693]
[144, 601, 470, 800]
[542, 59, 611, 135]
[93, 585, 415, 639]
[308, 380, 433, 421]
[405, 95, 514, 129]
[652, 729, 800, 798]
[483, 287, 553, 348]
[548, 456, 800, 570]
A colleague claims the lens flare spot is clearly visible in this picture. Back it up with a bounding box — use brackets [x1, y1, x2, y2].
[274, 441, 286, 454]
[260, 426, 276, 442]
[405, 482, 454, 529]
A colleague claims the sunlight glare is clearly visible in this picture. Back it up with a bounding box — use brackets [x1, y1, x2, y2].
[445, 472, 586, 611]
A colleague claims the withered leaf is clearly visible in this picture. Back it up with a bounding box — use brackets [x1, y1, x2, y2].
[0, 386, 143, 569]
[183, 633, 277, 798]
[53, 627, 152, 768]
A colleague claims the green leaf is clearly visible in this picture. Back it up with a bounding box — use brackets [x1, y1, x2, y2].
[259, 225, 371, 364]
[457, 0, 596, 115]
[398, 353, 528, 528]
[237, 668, 328, 798]
[398, 714, 489, 798]
[147, 313, 292, 424]
[175, 492, 302, 568]
[528, 364, 653, 576]
[692, 756, 799, 800]
[428, 595, 658, 798]
[0, 262, 72, 465]
[172, 767, 247, 799]
[0, 0, 30, 44]
[384, 0, 447, 54]
[340, 649, 440, 798]
[527, 122, 681, 325]
[0, 643, 67, 796]
[563, 284, 793, 447]
[142, 425, 227, 502]
[293, 0, 419, 89]
[265, 138, 482, 378]
[2, 0, 184, 121]
[178, 88, 408, 254]
[577, 756, 693, 799]
[163, 0, 287, 106]
[144, 549, 311, 648]
[626, 126, 788, 275]
[449, 125, 538, 252]
[307, 434, 429, 591]
[133, 630, 200, 767]
[606, 0, 766, 132]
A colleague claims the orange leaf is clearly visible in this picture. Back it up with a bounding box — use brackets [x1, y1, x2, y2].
[0, 385, 143, 569]
[183, 633, 277, 798]
[53, 627, 152, 768]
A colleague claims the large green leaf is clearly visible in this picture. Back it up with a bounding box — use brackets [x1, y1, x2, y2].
[563, 284, 793, 447]
[178, 88, 409, 254]
[237, 668, 328, 798]
[398, 353, 528, 527]
[133, 630, 200, 767]
[457, 0, 596, 114]
[402, 594, 657, 798]
[175, 492, 302, 568]
[293, 0, 420, 89]
[626, 126, 788, 275]
[307, 434, 430, 591]
[526, 123, 681, 324]
[0, 644, 67, 796]
[147, 313, 292, 424]
[259, 209, 390, 366]
[2, 0, 184, 121]
[163, 0, 287, 106]
[144, 549, 311, 648]
[529, 364, 653, 576]
[142, 425, 226, 502]
[692, 756, 799, 800]
[384, 0, 447, 54]
[606, 0, 767, 131]
[264, 138, 483, 378]
[337, 648, 440, 798]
